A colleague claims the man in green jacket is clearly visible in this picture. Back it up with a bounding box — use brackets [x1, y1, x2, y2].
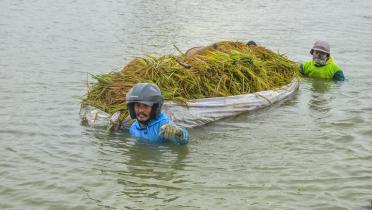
[300, 40, 345, 81]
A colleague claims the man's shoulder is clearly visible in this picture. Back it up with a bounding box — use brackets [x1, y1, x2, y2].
[301, 60, 314, 74]
[129, 120, 139, 131]
[155, 113, 172, 124]
[146, 113, 172, 127]
[302, 60, 313, 66]
[329, 62, 341, 70]
[159, 112, 171, 120]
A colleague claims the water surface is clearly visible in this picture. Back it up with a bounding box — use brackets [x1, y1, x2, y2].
[1, 0, 372, 209]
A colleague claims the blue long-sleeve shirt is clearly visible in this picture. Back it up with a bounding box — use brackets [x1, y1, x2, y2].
[129, 113, 189, 145]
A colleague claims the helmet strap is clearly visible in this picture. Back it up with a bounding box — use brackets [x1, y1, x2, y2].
[150, 104, 159, 119]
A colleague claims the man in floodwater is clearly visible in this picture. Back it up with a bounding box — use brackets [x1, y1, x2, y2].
[124, 83, 189, 145]
[300, 40, 345, 81]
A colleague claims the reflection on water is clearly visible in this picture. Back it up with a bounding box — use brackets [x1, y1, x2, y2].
[91, 131, 190, 206]
[120, 143, 189, 203]
[310, 78, 333, 93]
[124, 142, 189, 179]
[308, 79, 333, 117]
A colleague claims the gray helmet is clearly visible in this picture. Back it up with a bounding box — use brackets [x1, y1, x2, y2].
[126, 83, 164, 119]
[310, 40, 330, 55]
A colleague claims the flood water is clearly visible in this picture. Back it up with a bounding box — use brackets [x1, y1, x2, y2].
[1, 0, 372, 209]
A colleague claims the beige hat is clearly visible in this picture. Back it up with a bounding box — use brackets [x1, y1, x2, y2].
[310, 40, 330, 55]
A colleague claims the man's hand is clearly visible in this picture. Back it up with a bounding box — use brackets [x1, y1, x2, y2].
[110, 111, 121, 124]
[159, 124, 182, 140]
[107, 111, 121, 132]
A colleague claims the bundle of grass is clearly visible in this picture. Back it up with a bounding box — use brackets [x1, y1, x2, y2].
[81, 41, 299, 123]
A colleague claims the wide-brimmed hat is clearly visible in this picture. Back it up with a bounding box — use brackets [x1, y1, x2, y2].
[310, 40, 330, 55]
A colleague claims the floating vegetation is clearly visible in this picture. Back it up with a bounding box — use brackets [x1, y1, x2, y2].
[81, 41, 300, 122]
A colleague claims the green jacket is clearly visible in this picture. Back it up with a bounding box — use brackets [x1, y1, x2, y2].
[300, 56, 345, 81]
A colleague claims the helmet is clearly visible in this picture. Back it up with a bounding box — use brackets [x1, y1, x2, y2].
[126, 83, 164, 119]
[310, 40, 330, 55]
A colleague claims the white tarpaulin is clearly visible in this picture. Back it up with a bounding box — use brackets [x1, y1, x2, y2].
[80, 78, 299, 129]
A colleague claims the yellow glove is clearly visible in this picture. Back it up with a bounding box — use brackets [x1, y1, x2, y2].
[159, 124, 182, 140]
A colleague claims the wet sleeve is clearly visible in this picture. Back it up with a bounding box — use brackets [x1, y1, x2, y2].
[163, 125, 189, 145]
[299, 64, 305, 75]
[333, 70, 345, 81]
[158, 120, 189, 145]
[176, 127, 189, 145]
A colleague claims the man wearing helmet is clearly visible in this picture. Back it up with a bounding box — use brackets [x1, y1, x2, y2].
[124, 83, 189, 145]
[300, 40, 345, 81]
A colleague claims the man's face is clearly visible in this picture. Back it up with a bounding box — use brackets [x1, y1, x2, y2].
[312, 50, 328, 66]
[134, 102, 152, 123]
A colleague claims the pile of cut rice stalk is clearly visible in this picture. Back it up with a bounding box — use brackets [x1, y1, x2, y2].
[81, 41, 299, 123]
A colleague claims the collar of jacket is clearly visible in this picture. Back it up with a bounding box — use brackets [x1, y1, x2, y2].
[133, 112, 167, 130]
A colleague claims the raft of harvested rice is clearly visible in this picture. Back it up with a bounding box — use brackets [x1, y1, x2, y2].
[81, 41, 299, 122]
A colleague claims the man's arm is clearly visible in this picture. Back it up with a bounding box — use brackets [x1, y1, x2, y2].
[299, 64, 305, 75]
[176, 127, 189, 145]
[333, 70, 345, 81]
[160, 124, 189, 145]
